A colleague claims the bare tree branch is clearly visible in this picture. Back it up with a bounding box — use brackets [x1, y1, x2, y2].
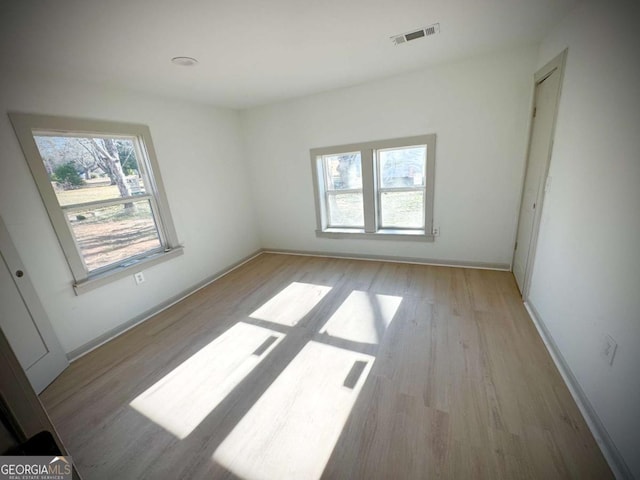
[90, 138, 113, 160]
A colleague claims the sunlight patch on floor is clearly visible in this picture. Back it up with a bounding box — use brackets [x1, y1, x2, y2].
[213, 341, 374, 480]
[130, 322, 284, 439]
[250, 282, 332, 326]
[319, 291, 402, 345]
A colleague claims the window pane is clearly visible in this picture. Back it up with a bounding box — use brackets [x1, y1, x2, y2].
[327, 193, 364, 227]
[67, 199, 161, 272]
[33, 135, 146, 206]
[380, 191, 424, 228]
[323, 152, 362, 190]
[378, 146, 426, 188]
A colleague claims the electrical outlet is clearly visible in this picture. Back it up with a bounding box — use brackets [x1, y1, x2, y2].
[134, 272, 145, 285]
[432, 226, 440, 236]
[602, 335, 618, 366]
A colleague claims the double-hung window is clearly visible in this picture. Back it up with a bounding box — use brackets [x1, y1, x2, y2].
[311, 134, 436, 240]
[9, 113, 182, 294]
[321, 151, 364, 228]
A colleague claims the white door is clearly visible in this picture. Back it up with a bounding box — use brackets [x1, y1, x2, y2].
[0, 216, 68, 394]
[513, 54, 565, 295]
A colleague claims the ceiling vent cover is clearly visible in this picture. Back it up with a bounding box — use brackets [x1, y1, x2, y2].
[391, 23, 440, 46]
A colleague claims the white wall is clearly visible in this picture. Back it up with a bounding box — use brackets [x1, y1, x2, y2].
[530, 0, 640, 477]
[241, 45, 538, 267]
[0, 73, 260, 355]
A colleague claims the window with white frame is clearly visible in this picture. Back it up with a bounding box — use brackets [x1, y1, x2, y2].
[311, 134, 435, 239]
[9, 113, 182, 293]
[322, 151, 364, 228]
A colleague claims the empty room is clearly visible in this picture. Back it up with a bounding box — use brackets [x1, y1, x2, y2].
[0, 0, 638, 478]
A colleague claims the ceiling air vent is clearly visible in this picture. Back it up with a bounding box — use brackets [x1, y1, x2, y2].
[391, 23, 440, 46]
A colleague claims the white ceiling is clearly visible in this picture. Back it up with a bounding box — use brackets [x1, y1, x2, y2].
[0, 0, 580, 109]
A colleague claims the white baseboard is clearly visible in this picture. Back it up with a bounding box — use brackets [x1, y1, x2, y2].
[66, 250, 628, 476]
[263, 248, 511, 271]
[66, 248, 507, 360]
[524, 301, 632, 479]
[66, 249, 263, 361]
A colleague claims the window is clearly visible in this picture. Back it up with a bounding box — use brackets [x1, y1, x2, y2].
[377, 145, 426, 229]
[321, 152, 363, 228]
[311, 134, 435, 240]
[9, 113, 182, 294]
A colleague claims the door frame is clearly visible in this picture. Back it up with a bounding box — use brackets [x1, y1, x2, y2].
[0, 327, 81, 478]
[0, 216, 69, 393]
[513, 49, 568, 298]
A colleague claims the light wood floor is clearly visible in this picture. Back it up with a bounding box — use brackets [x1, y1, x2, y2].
[40, 253, 612, 479]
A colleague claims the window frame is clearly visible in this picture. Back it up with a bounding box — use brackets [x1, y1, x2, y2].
[310, 134, 436, 241]
[321, 151, 364, 229]
[9, 112, 183, 294]
[376, 144, 427, 230]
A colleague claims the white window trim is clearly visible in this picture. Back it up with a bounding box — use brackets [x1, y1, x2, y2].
[310, 134, 436, 241]
[9, 112, 183, 294]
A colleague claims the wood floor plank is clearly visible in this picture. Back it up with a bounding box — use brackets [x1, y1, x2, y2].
[40, 253, 612, 479]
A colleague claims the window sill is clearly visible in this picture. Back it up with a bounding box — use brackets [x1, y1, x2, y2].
[73, 246, 184, 295]
[316, 229, 434, 242]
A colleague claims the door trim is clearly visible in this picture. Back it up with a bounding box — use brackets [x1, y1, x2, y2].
[513, 49, 568, 299]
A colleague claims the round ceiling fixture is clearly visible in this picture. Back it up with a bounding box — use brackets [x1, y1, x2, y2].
[171, 56, 199, 67]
